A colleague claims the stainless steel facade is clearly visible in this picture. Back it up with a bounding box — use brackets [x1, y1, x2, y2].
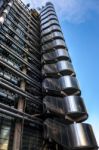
[0, 0, 98, 150]
[41, 2, 98, 150]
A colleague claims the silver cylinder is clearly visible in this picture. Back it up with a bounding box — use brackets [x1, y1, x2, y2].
[68, 123, 98, 149]
[63, 95, 88, 122]
[43, 95, 88, 122]
[42, 60, 75, 77]
[41, 15, 58, 25]
[41, 20, 59, 30]
[41, 31, 64, 43]
[41, 48, 70, 63]
[42, 39, 66, 52]
[59, 76, 81, 95]
[41, 25, 61, 36]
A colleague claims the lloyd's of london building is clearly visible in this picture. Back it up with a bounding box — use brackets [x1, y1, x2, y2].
[0, 0, 98, 150]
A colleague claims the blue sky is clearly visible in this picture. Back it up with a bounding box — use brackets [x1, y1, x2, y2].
[22, 0, 99, 145]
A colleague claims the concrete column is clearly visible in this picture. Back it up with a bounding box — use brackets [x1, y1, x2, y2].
[13, 57, 27, 150]
[12, 12, 31, 149]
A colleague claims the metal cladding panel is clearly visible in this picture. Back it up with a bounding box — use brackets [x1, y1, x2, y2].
[41, 7, 54, 16]
[67, 123, 98, 149]
[42, 39, 66, 52]
[41, 20, 59, 30]
[41, 25, 61, 36]
[42, 60, 75, 77]
[41, 31, 64, 43]
[63, 95, 88, 121]
[41, 15, 58, 25]
[59, 76, 81, 95]
[42, 48, 70, 63]
[44, 119, 98, 149]
[41, 11, 56, 20]
[42, 78, 60, 91]
[43, 95, 88, 122]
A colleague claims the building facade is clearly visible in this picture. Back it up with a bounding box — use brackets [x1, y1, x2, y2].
[0, 0, 98, 150]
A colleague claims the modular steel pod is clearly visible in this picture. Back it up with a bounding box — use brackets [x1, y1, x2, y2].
[41, 8, 56, 15]
[41, 7, 55, 16]
[59, 76, 81, 95]
[41, 20, 60, 30]
[42, 60, 75, 77]
[41, 11, 56, 21]
[42, 78, 60, 91]
[67, 123, 98, 149]
[41, 25, 61, 36]
[63, 95, 88, 122]
[41, 31, 64, 43]
[41, 48, 70, 63]
[41, 15, 58, 25]
[42, 76, 81, 96]
[44, 118, 69, 147]
[42, 39, 66, 52]
[43, 95, 88, 122]
[44, 119, 98, 149]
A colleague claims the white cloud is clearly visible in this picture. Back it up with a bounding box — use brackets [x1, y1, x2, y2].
[22, 0, 99, 23]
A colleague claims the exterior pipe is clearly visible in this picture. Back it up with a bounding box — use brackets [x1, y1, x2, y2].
[0, 43, 41, 77]
[12, 4, 40, 39]
[0, 59, 41, 89]
[0, 30, 40, 65]
[0, 78, 42, 105]
[0, 108, 43, 126]
[0, 0, 13, 25]
[15, 0, 39, 27]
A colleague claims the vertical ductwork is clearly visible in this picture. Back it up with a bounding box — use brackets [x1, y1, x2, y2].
[40, 2, 98, 149]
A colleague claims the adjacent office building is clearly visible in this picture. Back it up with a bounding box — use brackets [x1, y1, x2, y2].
[0, 0, 98, 150]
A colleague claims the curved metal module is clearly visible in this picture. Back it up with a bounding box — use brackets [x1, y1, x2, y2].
[42, 39, 66, 52]
[67, 123, 98, 149]
[59, 76, 81, 95]
[42, 76, 81, 96]
[44, 119, 98, 150]
[41, 25, 61, 36]
[41, 31, 64, 43]
[43, 96, 88, 122]
[41, 48, 70, 63]
[42, 60, 75, 77]
[41, 20, 60, 30]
